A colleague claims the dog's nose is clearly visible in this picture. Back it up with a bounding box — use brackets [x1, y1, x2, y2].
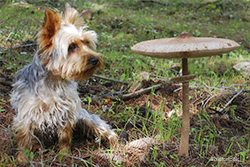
[89, 57, 99, 66]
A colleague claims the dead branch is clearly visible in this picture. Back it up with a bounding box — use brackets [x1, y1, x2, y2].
[218, 89, 245, 113]
[0, 15, 17, 26]
[0, 124, 7, 131]
[64, 155, 98, 167]
[1, 43, 37, 53]
[141, 0, 168, 6]
[0, 77, 12, 86]
[194, 1, 220, 12]
[111, 83, 162, 101]
[93, 74, 129, 85]
[29, 130, 44, 167]
[49, 154, 60, 167]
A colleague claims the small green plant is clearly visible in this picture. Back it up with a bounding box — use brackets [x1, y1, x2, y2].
[229, 105, 237, 118]
[0, 105, 5, 112]
[150, 146, 159, 161]
[235, 149, 250, 166]
[224, 137, 236, 157]
[81, 159, 89, 166]
[153, 161, 166, 167]
[21, 147, 35, 162]
[170, 153, 180, 166]
[58, 151, 64, 164]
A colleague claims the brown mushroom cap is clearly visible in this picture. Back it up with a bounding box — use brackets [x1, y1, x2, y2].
[131, 33, 240, 59]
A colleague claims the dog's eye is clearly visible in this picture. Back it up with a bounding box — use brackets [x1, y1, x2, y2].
[82, 40, 90, 45]
[68, 44, 78, 52]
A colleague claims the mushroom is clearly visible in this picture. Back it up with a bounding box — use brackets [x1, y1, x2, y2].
[131, 32, 240, 156]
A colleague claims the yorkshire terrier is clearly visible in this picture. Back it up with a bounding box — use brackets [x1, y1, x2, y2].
[10, 3, 117, 162]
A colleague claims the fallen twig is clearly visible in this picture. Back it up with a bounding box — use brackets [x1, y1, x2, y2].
[194, 1, 219, 12]
[0, 16, 16, 25]
[218, 89, 244, 113]
[93, 74, 129, 85]
[4, 31, 14, 46]
[141, 0, 168, 6]
[0, 124, 7, 131]
[0, 77, 13, 86]
[1, 43, 37, 53]
[235, 116, 250, 127]
[29, 130, 44, 167]
[65, 155, 98, 167]
[111, 83, 162, 101]
[18, 152, 35, 167]
[49, 154, 60, 167]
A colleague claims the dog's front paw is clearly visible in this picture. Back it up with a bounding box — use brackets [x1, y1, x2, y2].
[59, 145, 71, 155]
[108, 130, 118, 146]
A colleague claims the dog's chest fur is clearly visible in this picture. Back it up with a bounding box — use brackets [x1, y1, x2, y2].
[11, 55, 79, 138]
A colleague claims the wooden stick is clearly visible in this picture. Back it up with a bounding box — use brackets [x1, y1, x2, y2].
[1, 43, 37, 52]
[219, 89, 244, 113]
[0, 77, 12, 86]
[93, 74, 129, 85]
[111, 83, 162, 101]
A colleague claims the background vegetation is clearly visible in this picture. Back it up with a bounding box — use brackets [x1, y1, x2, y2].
[0, 0, 249, 166]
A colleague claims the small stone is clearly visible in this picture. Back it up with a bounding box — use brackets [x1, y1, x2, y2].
[233, 60, 250, 78]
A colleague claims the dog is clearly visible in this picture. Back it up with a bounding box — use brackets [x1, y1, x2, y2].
[10, 3, 117, 162]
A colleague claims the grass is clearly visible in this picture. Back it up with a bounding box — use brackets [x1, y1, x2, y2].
[0, 0, 250, 166]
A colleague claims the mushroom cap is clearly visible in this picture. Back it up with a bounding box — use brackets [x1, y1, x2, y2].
[131, 33, 240, 59]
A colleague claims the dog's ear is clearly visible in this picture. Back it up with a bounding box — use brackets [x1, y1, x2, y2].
[36, 9, 61, 62]
[42, 9, 61, 40]
[62, 3, 84, 27]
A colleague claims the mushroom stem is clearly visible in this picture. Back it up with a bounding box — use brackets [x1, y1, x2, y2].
[178, 58, 190, 156]
[182, 58, 188, 75]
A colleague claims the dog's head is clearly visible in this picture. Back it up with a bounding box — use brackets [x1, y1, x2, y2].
[36, 3, 103, 81]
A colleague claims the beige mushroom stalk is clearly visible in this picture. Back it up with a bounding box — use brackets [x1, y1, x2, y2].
[131, 32, 240, 156]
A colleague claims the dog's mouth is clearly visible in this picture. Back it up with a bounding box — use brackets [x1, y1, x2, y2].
[73, 65, 97, 81]
[84, 66, 96, 73]
[71, 56, 104, 81]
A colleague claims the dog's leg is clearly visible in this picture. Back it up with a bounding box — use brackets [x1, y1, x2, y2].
[77, 108, 117, 146]
[15, 126, 33, 162]
[58, 124, 74, 153]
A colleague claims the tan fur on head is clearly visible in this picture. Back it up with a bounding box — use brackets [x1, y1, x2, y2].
[46, 39, 104, 81]
[62, 3, 85, 27]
